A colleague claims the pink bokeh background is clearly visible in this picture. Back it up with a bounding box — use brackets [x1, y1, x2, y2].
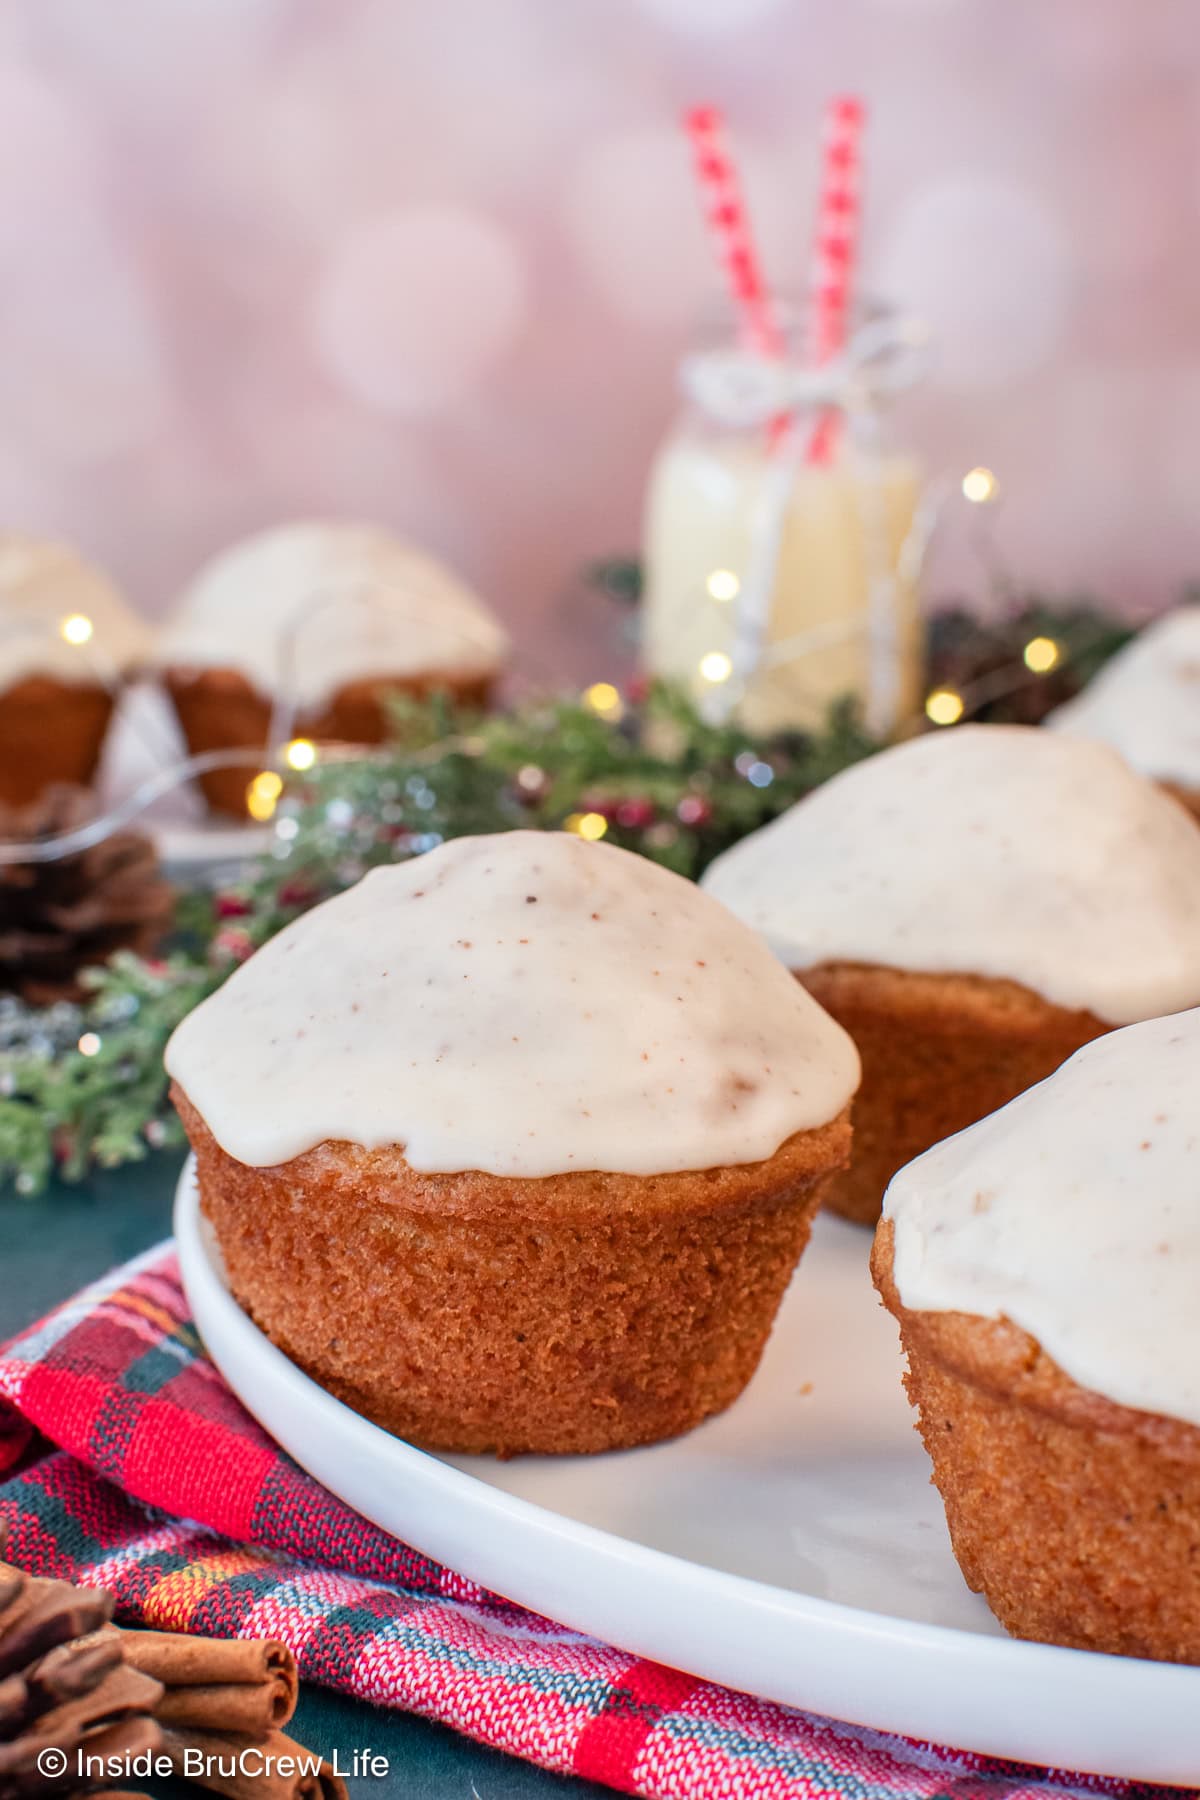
[0, 0, 1195, 677]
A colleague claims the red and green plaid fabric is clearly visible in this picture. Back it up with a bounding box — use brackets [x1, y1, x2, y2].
[0, 1245, 1185, 1800]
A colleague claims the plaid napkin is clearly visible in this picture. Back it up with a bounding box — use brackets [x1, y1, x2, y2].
[0, 1247, 1183, 1800]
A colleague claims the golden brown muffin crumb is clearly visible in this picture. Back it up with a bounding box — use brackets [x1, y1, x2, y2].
[0, 676, 115, 805]
[1161, 779, 1200, 825]
[163, 666, 496, 817]
[798, 963, 1109, 1226]
[873, 1218, 1200, 1664]
[176, 1085, 851, 1456]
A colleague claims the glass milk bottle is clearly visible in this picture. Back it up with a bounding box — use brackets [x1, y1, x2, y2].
[642, 306, 928, 737]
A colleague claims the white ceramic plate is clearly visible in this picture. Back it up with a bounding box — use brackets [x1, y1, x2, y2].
[150, 817, 270, 878]
[99, 684, 269, 877]
[174, 1161, 1200, 1785]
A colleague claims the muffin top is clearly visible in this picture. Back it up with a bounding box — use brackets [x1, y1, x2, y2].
[153, 521, 509, 708]
[884, 1007, 1200, 1428]
[700, 724, 1200, 1025]
[0, 534, 147, 689]
[1047, 607, 1200, 790]
[166, 831, 859, 1177]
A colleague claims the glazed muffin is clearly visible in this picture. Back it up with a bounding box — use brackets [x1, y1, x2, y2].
[1047, 605, 1200, 821]
[702, 725, 1200, 1224]
[0, 535, 147, 806]
[873, 1008, 1200, 1663]
[153, 521, 510, 817]
[167, 831, 860, 1456]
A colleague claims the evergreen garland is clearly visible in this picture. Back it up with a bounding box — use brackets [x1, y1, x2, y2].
[0, 599, 1140, 1194]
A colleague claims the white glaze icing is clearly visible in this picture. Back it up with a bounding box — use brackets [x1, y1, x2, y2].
[1047, 607, 1200, 789]
[152, 521, 509, 709]
[166, 831, 860, 1177]
[700, 724, 1200, 1026]
[0, 535, 147, 689]
[885, 1007, 1200, 1429]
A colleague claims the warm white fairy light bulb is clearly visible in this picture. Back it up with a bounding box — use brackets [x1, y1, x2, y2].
[564, 811, 608, 841]
[285, 737, 317, 771]
[699, 650, 733, 684]
[962, 467, 998, 504]
[706, 569, 740, 603]
[582, 681, 623, 720]
[246, 770, 284, 821]
[1023, 636, 1060, 674]
[925, 687, 965, 727]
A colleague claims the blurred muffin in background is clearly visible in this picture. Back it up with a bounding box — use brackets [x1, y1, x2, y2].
[153, 521, 510, 817]
[0, 535, 148, 807]
[1046, 606, 1200, 821]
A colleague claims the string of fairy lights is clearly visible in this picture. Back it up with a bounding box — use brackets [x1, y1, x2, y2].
[0, 609, 98, 653]
[921, 464, 1069, 727]
[1, 464, 1095, 858]
[672, 459, 1072, 738]
[0, 548, 1136, 1111]
[246, 736, 319, 822]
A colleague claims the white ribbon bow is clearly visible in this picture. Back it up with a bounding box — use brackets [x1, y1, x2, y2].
[680, 315, 931, 429]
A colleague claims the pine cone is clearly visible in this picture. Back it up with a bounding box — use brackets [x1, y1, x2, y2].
[0, 1524, 162, 1798]
[0, 788, 173, 1006]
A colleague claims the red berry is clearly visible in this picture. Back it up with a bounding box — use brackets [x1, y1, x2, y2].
[616, 797, 656, 830]
[277, 880, 315, 909]
[214, 927, 254, 963]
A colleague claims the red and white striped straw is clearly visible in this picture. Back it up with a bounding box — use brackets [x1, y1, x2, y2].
[807, 95, 865, 465]
[684, 106, 783, 361]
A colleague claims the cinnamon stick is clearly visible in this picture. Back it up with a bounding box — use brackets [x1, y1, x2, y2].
[159, 1725, 347, 1800]
[113, 1629, 297, 1735]
[0, 1543, 330, 1798]
[153, 1683, 289, 1735]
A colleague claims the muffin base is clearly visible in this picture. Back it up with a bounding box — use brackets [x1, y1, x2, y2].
[1162, 779, 1200, 825]
[873, 1220, 1200, 1664]
[163, 665, 498, 817]
[174, 1086, 851, 1456]
[796, 964, 1108, 1226]
[0, 676, 114, 806]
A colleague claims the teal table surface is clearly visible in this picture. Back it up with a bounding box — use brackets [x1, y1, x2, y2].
[0, 1154, 615, 1800]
